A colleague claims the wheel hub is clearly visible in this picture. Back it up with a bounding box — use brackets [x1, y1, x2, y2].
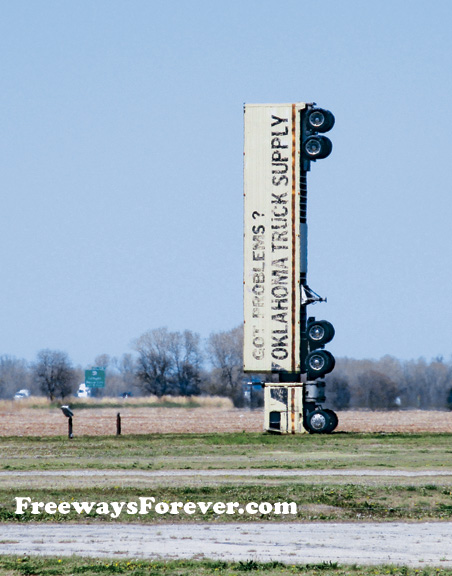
[310, 412, 327, 430]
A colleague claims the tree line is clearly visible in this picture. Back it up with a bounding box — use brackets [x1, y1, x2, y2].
[0, 326, 244, 405]
[1, 325, 452, 410]
[326, 355, 452, 411]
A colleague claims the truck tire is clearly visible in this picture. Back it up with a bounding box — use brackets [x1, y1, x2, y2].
[305, 409, 331, 434]
[306, 109, 335, 133]
[306, 350, 335, 378]
[303, 135, 332, 160]
[324, 409, 339, 433]
[307, 320, 335, 347]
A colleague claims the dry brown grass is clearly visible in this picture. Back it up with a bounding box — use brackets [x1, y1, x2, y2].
[0, 395, 233, 411]
[1, 402, 452, 436]
[0, 399, 254, 436]
[337, 409, 452, 433]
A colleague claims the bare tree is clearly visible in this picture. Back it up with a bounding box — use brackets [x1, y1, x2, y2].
[169, 330, 202, 396]
[98, 353, 141, 397]
[206, 325, 244, 406]
[32, 349, 77, 401]
[325, 374, 351, 410]
[427, 358, 452, 408]
[94, 354, 111, 370]
[133, 328, 172, 396]
[0, 356, 31, 399]
[115, 353, 140, 393]
[133, 328, 203, 397]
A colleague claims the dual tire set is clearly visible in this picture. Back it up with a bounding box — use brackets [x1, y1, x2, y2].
[302, 108, 335, 161]
[304, 407, 338, 434]
[303, 319, 338, 434]
[305, 319, 335, 379]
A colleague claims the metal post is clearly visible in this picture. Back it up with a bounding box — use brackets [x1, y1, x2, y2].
[299, 140, 310, 431]
[300, 170, 309, 371]
[116, 412, 121, 436]
[68, 417, 73, 439]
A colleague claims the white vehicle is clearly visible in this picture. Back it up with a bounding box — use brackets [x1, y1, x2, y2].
[76, 383, 91, 398]
[14, 388, 31, 400]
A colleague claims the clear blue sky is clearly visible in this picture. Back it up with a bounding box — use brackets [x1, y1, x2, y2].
[1, 0, 451, 367]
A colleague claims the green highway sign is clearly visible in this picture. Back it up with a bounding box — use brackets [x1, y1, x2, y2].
[85, 368, 105, 388]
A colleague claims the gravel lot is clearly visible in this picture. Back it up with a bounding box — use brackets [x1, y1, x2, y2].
[1, 522, 452, 566]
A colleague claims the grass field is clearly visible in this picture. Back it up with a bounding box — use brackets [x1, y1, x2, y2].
[2, 423, 452, 571]
[1, 432, 452, 471]
[1, 556, 450, 576]
[1, 433, 452, 525]
[2, 482, 452, 523]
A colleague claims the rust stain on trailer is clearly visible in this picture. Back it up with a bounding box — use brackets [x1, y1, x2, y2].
[291, 386, 296, 433]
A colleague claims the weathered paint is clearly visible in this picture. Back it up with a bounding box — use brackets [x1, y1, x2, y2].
[243, 103, 305, 373]
[263, 384, 305, 434]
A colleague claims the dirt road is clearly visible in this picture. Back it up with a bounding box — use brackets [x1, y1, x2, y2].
[1, 522, 452, 566]
[2, 468, 452, 477]
[2, 469, 452, 490]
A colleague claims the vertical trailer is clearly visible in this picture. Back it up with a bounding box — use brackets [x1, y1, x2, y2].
[243, 102, 338, 434]
[243, 103, 303, 375]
